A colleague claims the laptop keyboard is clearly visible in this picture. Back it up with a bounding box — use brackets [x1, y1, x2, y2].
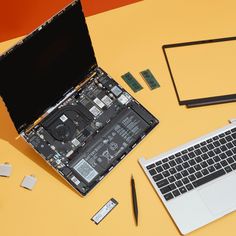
[146, 127, 236, 201]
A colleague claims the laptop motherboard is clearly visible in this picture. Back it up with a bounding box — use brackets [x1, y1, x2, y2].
[23, 68, 158, 195]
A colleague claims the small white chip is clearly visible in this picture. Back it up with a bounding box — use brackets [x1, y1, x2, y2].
[89, 106, 101, 117]
[93, 98, 105, 108]
[101, 95, 113, 107]
[72, 138, 80, 147]
[60, 114, 68, 122]
[21, 175, 37, 190]
[71, 176, 80, 186]
[111, 86, 122, 97]
[0, 163, 12, 177]
[118, 94, 129, 104]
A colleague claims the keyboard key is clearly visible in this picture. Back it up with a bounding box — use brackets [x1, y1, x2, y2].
[214, 163, 221, 170]
[226, 150, 233, 157]
[183, 162, 190, 169]
[201, 146, 208, 153]
[219, 138, 227, 144]
[200, 161, 208, 168]
[169, 160, 177, 167]
[194, 144, 200, 149]
[195, 156, 203, 163]
[176, 158, 183, 164]
[232, 128, 236, 133]
[188, 147, 194, 152]
[195, 171, 203, 178]
[226, 143, 233, 149]
[149, 169, 157, 176]
[219, 133, 225, 138]
[172, 189, 180, 197]
[186, 183, 194, 191]
[195, 149, 202, 156]
[189, 174, 196, 181]
[231, 163, 236, 170]
[176, 165, 183, 172]
[192, 169, 225, 187]
[201, 168, 209, 175]
[200, 141, 207, 146]
[207, 144, 214, 150]
[182, 155, 189, 161]
[202, 154, 209, 160]
[153, 174, 163, 182]
[207, 159, 214, 165]
[176, 180, 183, 187]
[182, 177, 190, 184]
[232, 148, 236, 154]
[169, 183, 177, 190]
[168, 155, 175, 160]
[162, 158, 168, 163]
[226, 136, 233, 142]
[179, 186, 187, 194]
[194, 164, 202, 171]
[156, 179, 169, 188]
[160, 185, 171, 194]
[227, 157, 234, 164]
[163, 163, 170, 170]
[206, 139, 213, 143]
[162, 170, 170, 177]
[181, 150, 188, 154]
[155, 161, 162, 166]
[220, 145, 227, 152]
[175, 152, 181, 157]
[168, 176, 175, 183]
[208, 166, 215, 172]
[213, 156, 221, 162]
[147, 164, 155, 169]
[219, 153, 227, 159]
[225, 166, 232, 173]
[232, 133, 236, 139]
[156, 166, 163, 172]
[220, 160, 227, 167]
[188, 167, 195, 174]
[164, 193, 174, 201]
[214, 148, 221, 154]
[189, 159, 196, 166]
[174, 173, 182, 180]
[213, 141, 220, 147]
[169, 168, 177, 174]
[188, 152, 196, 158]
[181, 170, 189, 177]
[208, 151, 215, 157]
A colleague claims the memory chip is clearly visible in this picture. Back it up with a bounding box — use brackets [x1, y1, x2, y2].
[121, 72, 143, 92]
[140, 69, 160, 90]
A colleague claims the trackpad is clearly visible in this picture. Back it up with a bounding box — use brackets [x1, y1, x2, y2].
[198, 173, 236, 216]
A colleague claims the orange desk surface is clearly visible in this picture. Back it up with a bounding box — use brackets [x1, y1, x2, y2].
[1, 1, 236, 236]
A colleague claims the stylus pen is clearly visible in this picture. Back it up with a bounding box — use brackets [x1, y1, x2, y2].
[131, 175, 138, 226]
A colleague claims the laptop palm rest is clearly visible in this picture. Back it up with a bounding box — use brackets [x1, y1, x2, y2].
[198, 173, 236, 216]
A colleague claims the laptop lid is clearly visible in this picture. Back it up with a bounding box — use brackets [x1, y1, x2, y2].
[0, 0, 97, 133]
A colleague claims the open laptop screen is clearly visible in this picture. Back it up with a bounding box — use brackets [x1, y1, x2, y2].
[0, 1, 97, 131]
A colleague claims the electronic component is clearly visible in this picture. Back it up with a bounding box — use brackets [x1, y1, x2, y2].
[21, 175, 37, 190]
[24, 68, 158, 195]
[121, 72, 143, 92]
[0, 163, 12, 177]
[140, 69, 160, 90]
[91, 198, 118, 224]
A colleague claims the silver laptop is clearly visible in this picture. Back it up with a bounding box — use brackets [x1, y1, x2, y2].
[139, 119, 236, 234]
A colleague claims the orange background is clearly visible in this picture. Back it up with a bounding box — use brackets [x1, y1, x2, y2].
[0, 0, 141, 42]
